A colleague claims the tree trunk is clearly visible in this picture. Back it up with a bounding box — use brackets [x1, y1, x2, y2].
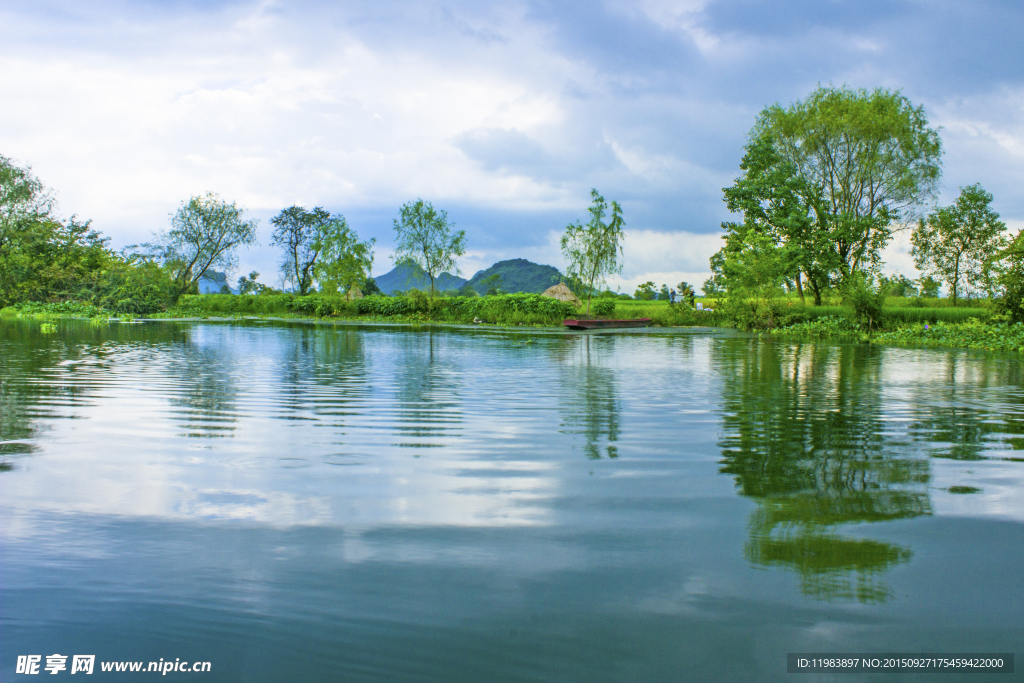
[807, 273, 823, 306]
[795, 271, 805, 304]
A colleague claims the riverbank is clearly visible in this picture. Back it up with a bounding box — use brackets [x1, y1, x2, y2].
[5, 296, 1021, 351]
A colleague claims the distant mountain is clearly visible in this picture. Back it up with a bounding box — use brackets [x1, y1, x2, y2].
[198, 270, 235, 294]
[374, 262, 467, 294]
[465, 259, 562, 294]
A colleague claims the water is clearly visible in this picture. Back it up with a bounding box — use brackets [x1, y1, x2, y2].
[1, 319, 1022, 681]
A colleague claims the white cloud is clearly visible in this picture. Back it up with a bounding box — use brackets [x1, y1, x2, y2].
[1, 0, 1021, 288]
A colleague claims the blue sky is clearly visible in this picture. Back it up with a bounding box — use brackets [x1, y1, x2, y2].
[1, 0, 1021, 291]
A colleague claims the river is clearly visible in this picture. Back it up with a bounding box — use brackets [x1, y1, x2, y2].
[1, 319, 1021, 681]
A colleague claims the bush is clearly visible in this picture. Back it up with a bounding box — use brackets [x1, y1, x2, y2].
[593, 299, 617, 316]
[843, 272, 886, 330]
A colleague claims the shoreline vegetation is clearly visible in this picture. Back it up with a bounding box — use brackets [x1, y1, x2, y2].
[7, 293, 1024, 353]
[5, 86, 1024, 353]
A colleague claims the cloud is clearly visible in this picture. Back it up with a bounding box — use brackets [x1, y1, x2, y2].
[0, 0, 1020, 284]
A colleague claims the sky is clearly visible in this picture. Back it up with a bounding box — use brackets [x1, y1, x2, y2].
[1, 0, 1022, 293]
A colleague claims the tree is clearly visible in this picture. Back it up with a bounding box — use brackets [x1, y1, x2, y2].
[880, 273, 917, 298]
[480, 273, 503, 296]
[917, 275, 940, 298]
[659, 284, 671, 300]
[634, 281, 656, 300]
[0, 155, 126, 306]
[270, 206, 335, 295]
[392, 199, 465, 296]
[721, 231, 790, 329]
[237, 271, 271, 295]
[718, 85, 943, 304]
[561, 189, 626, 314]
[911, 184, 1008, 305]
[311, 215, 375, 296]
[995, 231, 1024, 322]
[146, 193, 259, 300]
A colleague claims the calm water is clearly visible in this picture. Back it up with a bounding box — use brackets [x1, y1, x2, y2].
[1, 319, 1022, 681]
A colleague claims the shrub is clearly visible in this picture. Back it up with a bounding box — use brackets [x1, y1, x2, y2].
[593, 299, 616, 316]
[843, 272, 886, 330]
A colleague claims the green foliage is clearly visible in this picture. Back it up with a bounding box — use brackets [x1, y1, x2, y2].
[169, 292, 575, 326]
[772, 315, 859, 338]
[139, 192, 259, 300]
[593, 298, 617, 316]
[464, 259, 562, 294]
[701, 277, 723, 297]
[917, 275, 940, 298]
[721, 86, 943, 306]
[8, 300, 106, 317]
[479, 273, 503, 296]
[237, 271, 272, 295]
[0, 154, 177, 313]
[721, 231, 790, 329]
[561, 189, 625, 315]
[311, 213, 375, 295]
[873, 319, 1024, 351]
[634, 281, 656, 300]
[270, 206, 334, 295]
[995, 231, 1024, 323]
[392, 199, 466, 296]
[880, 273, 918, 298]
[843, 271, 887, 330]
[911, 184, 1008, 304]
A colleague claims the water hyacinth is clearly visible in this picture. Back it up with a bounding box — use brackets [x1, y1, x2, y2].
[873, 320, 1024, 351]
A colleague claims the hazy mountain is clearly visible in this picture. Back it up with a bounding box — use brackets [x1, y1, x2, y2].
[465, 259, 562, 294]
[374, 262, 467, 294]
[198, 270, 235, 294]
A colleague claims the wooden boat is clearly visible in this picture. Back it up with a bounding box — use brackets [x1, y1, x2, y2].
[563, 318, 652, 330]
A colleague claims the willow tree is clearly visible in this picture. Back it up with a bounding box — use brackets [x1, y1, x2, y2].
[561, 189, 625, 315]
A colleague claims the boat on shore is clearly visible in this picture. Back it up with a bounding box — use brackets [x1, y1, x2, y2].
[563, 318, 652, 330]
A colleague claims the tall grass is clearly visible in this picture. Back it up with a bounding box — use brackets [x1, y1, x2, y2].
[801, 305, 990, 325]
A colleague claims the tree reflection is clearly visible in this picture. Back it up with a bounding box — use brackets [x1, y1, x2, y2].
[559, 335, 620, 459]
[903, 351, 1024, 460]
[0, 319, 190, 461]
[391, 330, 463, 450]
[716, 339, 931, 603]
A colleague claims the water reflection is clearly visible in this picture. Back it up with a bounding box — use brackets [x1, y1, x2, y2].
[558, 335, 621, 458]
[716, 340, 930, 603]
[390, 331, 463, 451]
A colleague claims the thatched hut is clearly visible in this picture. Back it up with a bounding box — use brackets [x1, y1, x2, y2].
[345, 285, 364, 301]
[541, 283, 582, 307]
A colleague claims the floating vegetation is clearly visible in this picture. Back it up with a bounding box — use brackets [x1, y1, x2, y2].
[947, 486, 982, 494]
[873, 320, 1024, 351]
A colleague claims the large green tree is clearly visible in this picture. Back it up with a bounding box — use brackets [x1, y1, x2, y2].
[270, 206, 334, 295]
[561, 189, 625, 315]
[911, 184, 1007, 304]
[716, 85, 943, 304]
[392, 199, 465, 296]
